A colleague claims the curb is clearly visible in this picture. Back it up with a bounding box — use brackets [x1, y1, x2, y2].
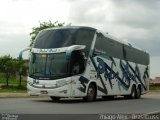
[0, 93, 28, 98]
[146, 91, 160, 95]
[0, 93, 47, 98]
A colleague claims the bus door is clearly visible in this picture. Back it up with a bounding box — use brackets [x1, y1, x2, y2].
[70, 50, 86, 96]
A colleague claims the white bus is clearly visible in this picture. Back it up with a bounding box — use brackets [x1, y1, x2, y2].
[26, 26, 149, 102]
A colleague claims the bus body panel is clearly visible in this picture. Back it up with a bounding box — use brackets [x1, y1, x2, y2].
[90, 56, 149, 96]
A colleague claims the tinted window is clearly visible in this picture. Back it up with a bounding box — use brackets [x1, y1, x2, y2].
[34, 29, 76, 48]
[33, 28, 95, 57]
[95, 33, 149, 65]
[95, 33, 123, 59]
[124, 45, 149, 65]
[74, 29, 95, 56]
[29, 53, 69, 80]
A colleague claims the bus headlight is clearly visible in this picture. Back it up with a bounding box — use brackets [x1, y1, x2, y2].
[27, 81, 32, 86]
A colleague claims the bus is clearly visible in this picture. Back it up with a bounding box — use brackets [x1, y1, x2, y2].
[26, 26, 149, 102]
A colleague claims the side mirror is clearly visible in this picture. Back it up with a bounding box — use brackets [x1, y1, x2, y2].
[19, 48, 31, 60]
[66, 45, 86, 60]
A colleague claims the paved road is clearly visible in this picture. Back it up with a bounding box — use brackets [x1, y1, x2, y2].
[0, 94, 160, 114]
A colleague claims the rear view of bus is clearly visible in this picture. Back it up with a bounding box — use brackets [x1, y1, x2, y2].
[27, 26, 150, 102]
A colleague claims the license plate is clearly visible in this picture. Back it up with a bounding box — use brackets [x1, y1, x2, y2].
[40, 90, 48, 94]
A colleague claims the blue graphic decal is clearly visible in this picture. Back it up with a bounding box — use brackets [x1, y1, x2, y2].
[120, 60, 134, 88]
[90, 57, 108, 94]
[97, 57, 119, 89]
[143, 66, 149, 79]
[127, 63, 147, 90]
[97, 86, 108, 93]
[78, 76, 89, 93]
[96, 57, 131, 89]
[143, 66, 149, 87]
[96, 57, 148, 91]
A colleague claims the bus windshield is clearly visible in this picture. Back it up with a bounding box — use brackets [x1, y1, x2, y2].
[29, 53, 69, 80]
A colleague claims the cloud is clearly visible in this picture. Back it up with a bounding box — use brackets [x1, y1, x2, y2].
[112, 0, 160, 8]
[0, 0, 70, 58]
[112, 0, 160, 29]
[0, 0, 69, 27]
[0, 32, 30, 58]
[130, 38, 160, 57]
[0, 20, 30, 58]
[12, 0, 32, 2]
[68, 0, 114, 26]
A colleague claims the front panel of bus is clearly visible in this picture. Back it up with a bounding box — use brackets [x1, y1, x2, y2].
[27, 27, 96, 97]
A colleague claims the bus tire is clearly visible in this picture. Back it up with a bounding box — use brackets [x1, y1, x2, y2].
[83, 84, 96, 102]
[135, 86, 141, 99]
[129, 85, 136, 99]
[50, 96, 60, 102]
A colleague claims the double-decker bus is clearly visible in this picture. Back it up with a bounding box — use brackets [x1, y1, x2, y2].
[26, 26, 149, 102]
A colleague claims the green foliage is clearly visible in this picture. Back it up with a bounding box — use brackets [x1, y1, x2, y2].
[13, 60, 28, 86]
[149, 84, 160, 90]
[0, 55, 15, 86]
[0, 84, 27, 93]
[0, 55, 28, 86]
[29, 21, 65, 47]
[0, 76, 25, 85]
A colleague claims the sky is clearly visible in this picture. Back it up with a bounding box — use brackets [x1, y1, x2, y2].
[0, 0, 159, 78]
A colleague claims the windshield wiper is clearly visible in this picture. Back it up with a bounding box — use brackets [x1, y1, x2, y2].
[29, 72, 44, 76]
[49, 73, 68, 77]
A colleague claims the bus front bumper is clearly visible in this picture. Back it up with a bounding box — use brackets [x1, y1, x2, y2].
[27, 83, 71, 97]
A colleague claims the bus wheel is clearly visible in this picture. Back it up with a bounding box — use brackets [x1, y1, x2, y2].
[130, 85, 136, 99]
[84, 84, 96, 102]
[135, 86, 141, 99]
[50, 96, 60, 102]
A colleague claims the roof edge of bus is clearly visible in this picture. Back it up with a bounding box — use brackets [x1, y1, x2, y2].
[42, 26, 97, 31]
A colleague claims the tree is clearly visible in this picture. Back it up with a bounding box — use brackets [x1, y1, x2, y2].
[29, 21, 65, 47]
[0, 55, 28, 86]
[15, 60, 28, 86]
[0, 55, 16, 86]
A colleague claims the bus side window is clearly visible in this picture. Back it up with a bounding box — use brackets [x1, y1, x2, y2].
[123, 45, 127, 60]
[71, 51, 85, 75]
[75, 29, 95, 57]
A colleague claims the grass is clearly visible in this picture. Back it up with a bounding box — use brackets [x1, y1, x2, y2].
[149, 84, 160, 90]
[149, 84, 160, 93]
[0, 76, 27, 93]
[0, 76, 26, 85]
[0, 87, 27, 93]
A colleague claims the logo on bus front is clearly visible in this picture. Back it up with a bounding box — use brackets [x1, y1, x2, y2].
[33, 79, 39, 84]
